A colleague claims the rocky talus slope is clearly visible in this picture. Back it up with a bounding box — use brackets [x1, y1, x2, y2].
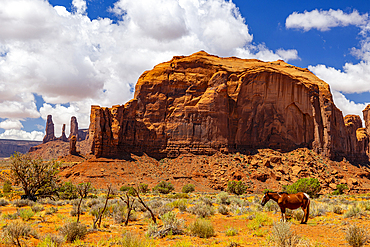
[58, 148, 370, 193]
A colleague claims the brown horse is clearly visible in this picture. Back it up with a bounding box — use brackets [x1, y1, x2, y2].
[261, 191, 310, 224]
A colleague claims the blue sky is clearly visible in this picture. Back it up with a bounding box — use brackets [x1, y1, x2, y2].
[0, 0, 369, 140]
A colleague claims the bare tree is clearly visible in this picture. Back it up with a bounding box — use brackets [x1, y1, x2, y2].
[76, 182, 92, 223]
[120, 192, 136, 226]
[10, 152, 60, 200]
[132, 186, 156, 224]
[93, 184, 113, 229]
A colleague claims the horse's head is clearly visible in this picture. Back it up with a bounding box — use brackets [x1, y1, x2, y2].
[261, 192, 271, 206]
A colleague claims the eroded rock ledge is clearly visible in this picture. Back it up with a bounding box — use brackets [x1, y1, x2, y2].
[88, 51, 370, 163]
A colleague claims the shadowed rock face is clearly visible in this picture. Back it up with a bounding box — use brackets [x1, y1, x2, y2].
[88, 51, 370, 163]
[58, 124, 68, 142]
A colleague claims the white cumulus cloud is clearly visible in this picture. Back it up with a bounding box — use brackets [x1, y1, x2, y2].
[0, 0, 299, 140]
[0, 119, 23, 130]
[0, 129, 44, 141]
[286, 9, 368, 31]
[286, 8, 370, 122]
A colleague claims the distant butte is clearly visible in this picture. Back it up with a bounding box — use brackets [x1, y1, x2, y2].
[87, 51, 370, 164]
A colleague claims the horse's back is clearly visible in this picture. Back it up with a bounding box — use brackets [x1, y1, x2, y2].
[279, 192, 309, 209]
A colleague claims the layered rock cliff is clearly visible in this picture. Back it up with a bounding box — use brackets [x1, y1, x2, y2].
[88, 51, 370, 163]
[0, 139, 42, 158]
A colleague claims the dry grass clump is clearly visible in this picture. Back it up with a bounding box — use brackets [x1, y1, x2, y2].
[169, 199, 188, 212]
[31, 204, 44, 213]
[188, 218, 215, 238]
[263, 200, 280, 213]
[344, 205, 365, 218]
[269, 221, 300, 247]
[1, 220, 35, 247]
[147, 211, 184, 238]
[12, 199, 34, 207]
[216, 192, 231, 205]
[345, 223, 369, 247]
[115, 232, 153, 247]
[247, 212, 272, 230]
[38, 234, 65, 247]
[59, 222, 87, 242]
[45, 206, 58, 215]
[187, 202, 215, 218]
[0, 198, 9, 206]
[2, 211, 19, 220]
[332, 205, 344, 214]
[218, 204, 229, 215]
[309, 201, 329, 218]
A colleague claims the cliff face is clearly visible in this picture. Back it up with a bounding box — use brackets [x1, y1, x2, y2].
[0, 139, 42, 158]
[88, 51, 369, 162]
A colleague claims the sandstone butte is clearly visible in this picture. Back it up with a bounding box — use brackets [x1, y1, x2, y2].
[88, 51, 370, 164]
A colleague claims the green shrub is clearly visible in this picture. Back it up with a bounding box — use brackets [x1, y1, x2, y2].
[19, 208, 35, 221]
[58, 181, 78, 200]
[227, 181, 247, 195]
[225, 227, 238, 236]
[3, 180, 12, 194]
[171, 199, 188, 212]
[138, 183, 149, 193]
[168, 193, 189, 199]
[59, 222, 87, 242]
[152, 181, 174, 194]
[333, 184, 348, 195]
[247, 212, 272, 230]
[283, 177, 321, 198]
[188, 218, 215, 238]
[120, 185, 135, 196]
[182, 184, 195, 193]
[345, 223, 369, 247]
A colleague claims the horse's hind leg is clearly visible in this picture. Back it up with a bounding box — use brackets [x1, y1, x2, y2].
[304, 200, 310, 223]
[280, 208, 286, 222]
[300, 208, 305, 224]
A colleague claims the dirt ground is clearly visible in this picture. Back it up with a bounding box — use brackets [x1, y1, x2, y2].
[0, 191, 370, 246]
